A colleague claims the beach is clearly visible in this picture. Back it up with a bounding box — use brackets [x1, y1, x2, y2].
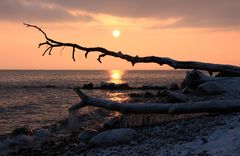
[0, 70, 239, 155]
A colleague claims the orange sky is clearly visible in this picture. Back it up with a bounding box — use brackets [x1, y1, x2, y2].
[0, 1, 240, 70]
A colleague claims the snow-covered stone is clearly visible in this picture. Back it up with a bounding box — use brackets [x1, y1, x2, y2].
[88, 128, 137, 148]
[197, 81, 225, 95]
[78, 130, 98, 144]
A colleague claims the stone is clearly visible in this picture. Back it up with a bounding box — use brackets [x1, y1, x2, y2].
[78, 130, 98, 144]
[156, 90, 168, 97]
[0, 135, 33, 152]
[168, 82, 179, 90]
[82, 83, 94, 89]
[128, 93, 144, 98]
[100, 82, 130, 90]
[182, 87, 194, 94]
[158, 90, 189, 103]
[143, 92, 155, 98]
[215, 72, 240, 77]
[88, 128, 137, 148]
[10, 127, 33, 137]
[33, 129, 50, 139]
[102, 116, 121, 130]
[181, 70, 209, 89]
[197, 82, 225, 95]
[167, 92, 189, 102]
[141, 85, 167, 90]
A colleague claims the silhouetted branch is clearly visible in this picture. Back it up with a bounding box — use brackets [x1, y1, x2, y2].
[24, 23, 240, 75]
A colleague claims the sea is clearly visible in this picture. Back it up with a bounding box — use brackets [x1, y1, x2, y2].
[0, 70, 186, 134]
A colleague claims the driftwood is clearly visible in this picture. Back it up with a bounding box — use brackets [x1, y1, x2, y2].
[24, 23, 240, 75]
[70, 88, 240, 114]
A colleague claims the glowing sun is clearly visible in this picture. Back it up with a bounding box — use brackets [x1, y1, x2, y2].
[113, 30, 120, 38]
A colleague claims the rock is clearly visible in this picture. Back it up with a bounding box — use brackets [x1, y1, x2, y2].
[116, 83, 130, 89]
[100, 82, 130, 90]
[45, 85, 56, 88]
[158, 90, 188, 103]
[201, 137, 208, 144]
[156, 90, 168, 97]
[128, 93, 144, 98]
[102, 116, 121, 130]
[10, 126, 33, 137]
[215, 72, 240, 77]
[181, 70, 209, 89]
[78, 130, 98, 144]
[33, 129, 50, 139]
[168, 82, 179, 90]
[82, 83, 94, 89]
[141, 85, 167, 90]
[88, 128, 137, 148]
[143, 92, 155, 98]
[197, 82, 225, 95]
[0, 135, 33, 152]
[166, 91, 189, 103]
[182, 87, 194, 94]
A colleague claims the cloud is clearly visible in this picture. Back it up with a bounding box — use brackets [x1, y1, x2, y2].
[1, 0, 240, 29]
[51, 0, 240, 28]
[0, 0, 93, 22]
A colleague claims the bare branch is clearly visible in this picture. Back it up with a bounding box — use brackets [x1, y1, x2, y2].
[48, 47, 53, 55]
[85, 50, 90, 59]
[97, 54, 106, 63]
[25, 23, 240, 75]
[72, 47, 76, 62]
[42, 47, 51, 56]
[24, 23, 48, 39]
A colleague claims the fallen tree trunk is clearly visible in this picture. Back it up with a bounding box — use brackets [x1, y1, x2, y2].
[24, 23, 240, 75]
[71, 88, 240, 114]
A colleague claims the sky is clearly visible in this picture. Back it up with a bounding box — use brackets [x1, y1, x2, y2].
[0, 0, 240, 70]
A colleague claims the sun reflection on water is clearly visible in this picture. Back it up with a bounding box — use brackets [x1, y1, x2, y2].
[106, 92, 129, 103]
[109, 70, 124, 84]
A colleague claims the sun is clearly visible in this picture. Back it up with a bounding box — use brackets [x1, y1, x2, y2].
[113, 30, 120, 38]
[109, 70, 124, 84]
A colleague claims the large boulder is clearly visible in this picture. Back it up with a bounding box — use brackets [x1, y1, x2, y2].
[197, 82, 225, 95]
[181, 70, 209, 89]
[88, 128, 137, 148]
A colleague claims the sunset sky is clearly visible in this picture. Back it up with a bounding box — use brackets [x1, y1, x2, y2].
[1, 0, 240, 70]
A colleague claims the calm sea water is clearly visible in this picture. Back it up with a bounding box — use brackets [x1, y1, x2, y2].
[0, 70, 186, 134]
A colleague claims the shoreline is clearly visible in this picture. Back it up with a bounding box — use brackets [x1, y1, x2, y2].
[0, 75, 240, 155]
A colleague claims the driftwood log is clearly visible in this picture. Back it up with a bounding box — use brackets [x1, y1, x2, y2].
[24, 23, 240, 75]
[70, 88, 240, 114]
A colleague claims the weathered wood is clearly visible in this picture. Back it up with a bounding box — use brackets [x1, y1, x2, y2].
[24, 23, 240, 75]
[70, 88, 240, 114]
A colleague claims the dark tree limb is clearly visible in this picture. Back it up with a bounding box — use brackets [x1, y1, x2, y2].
[70, 88, 240, 114]
[24, 23, 240, 75]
